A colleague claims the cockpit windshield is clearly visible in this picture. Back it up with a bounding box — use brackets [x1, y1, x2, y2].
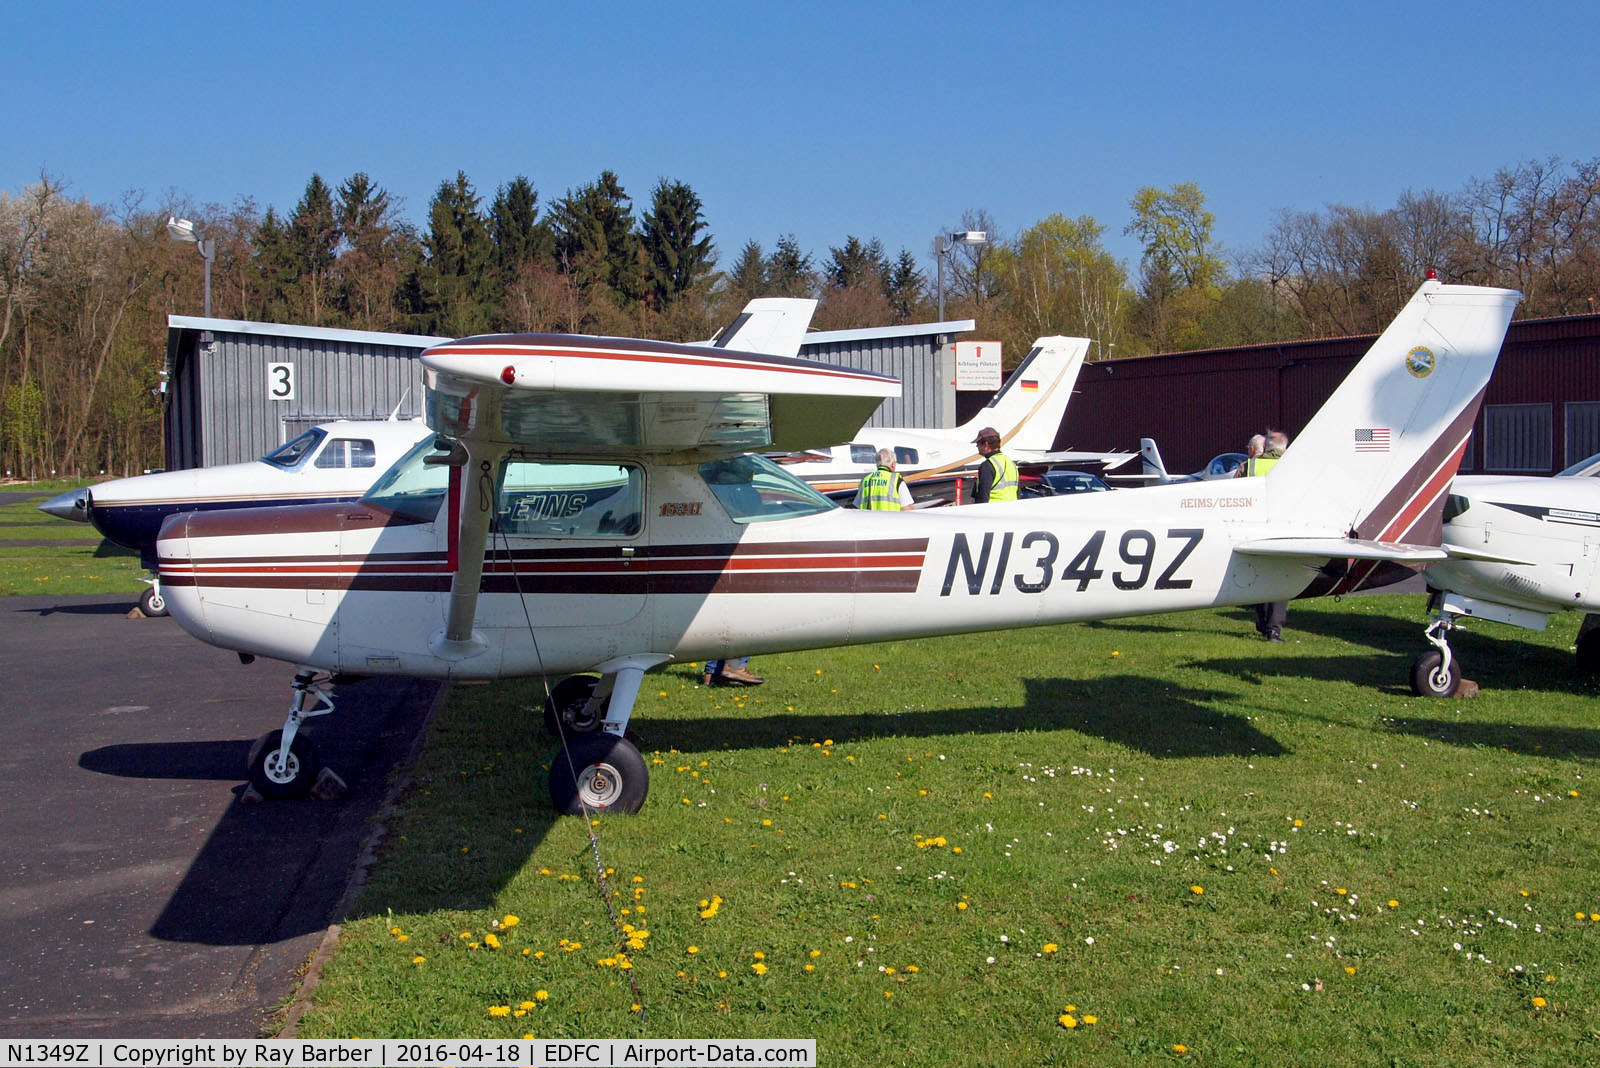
[261, 428, 326, 469]
[698, 453, 836, 524]
[361, 436, 451, 521]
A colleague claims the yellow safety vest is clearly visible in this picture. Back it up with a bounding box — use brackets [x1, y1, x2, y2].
[858, 466, 905, 510]
[986, 452, 1019, 501]
[1245, 455, 1279, 476]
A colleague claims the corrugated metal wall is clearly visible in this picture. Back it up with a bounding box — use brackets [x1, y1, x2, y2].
[1056, 313, 1600, 477]
[797, 335, 945, 428]
[164, 319, 963, 469]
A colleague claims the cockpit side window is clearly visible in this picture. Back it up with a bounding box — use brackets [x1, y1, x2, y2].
[495, 459, 643, 538]
[849, 443, 877, 464]
[262, 428, 326, 470]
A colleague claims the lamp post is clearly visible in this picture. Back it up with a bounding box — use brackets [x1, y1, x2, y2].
[935, 230, 988, 321]
[167, 216, 215, 318]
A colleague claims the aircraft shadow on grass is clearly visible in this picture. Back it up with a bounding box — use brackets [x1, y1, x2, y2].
[345, 672, 1291, 921]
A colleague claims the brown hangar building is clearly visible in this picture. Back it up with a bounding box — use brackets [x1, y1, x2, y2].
[1051, 311, 1600, 478]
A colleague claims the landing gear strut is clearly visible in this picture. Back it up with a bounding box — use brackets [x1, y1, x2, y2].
[247, 669, 334, 798]
[139, 579, 168, 617]
[1410, 615, 1462, 698]
[545, 654, 669, 815]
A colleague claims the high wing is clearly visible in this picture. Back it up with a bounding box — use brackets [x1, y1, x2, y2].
[420, 332, 899, 656]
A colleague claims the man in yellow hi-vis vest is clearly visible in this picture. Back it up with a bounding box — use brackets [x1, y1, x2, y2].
[1237, 429, 1290, 639]
[854, 449, 914, 510]
[972, 427, 1018, 503]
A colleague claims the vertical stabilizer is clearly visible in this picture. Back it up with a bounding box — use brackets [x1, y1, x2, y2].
[1266, 281, 1520, 544]
[708, 298, 819, 358]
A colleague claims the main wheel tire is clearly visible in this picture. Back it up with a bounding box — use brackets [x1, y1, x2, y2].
[1410, 650, 1462, 698]
[1576, 628, 1600, 675]
[549, 733, 649, 815]
[247, 729, 321, 799]
[140, 585, 168, 617]
[544, 674, 601, 736]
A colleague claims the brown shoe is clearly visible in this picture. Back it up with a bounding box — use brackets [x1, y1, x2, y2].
[701, 671, 714, 686]
[719, 666, 765, 685]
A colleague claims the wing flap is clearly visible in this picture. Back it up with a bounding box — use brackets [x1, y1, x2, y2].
[1440, 542, 1540, 567]
[1235, 537, 1447, 563]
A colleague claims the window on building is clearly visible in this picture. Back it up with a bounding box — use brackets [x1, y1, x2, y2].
[1457, 430, 1475, 472]
[1564, 401, 1600, 468]
[1483, 403, 1552, 472]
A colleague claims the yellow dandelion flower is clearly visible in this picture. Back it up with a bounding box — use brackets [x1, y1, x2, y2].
[1532, 996, 1547, 1008]
[1336, 888, 1348, 896]
[1058, 1014, 1078, 1029]
[1043, 943, 1059, 954]
[1190, 885, 1204, 895]
[1345, 966, 1357, 975]
[752, 951, 765, 960]
[1083, 1014, 1098, 1025]
[1293, 819, 1303, 827]
[535, 990, 549, 1002]
[488, 1005, 511, 1017]
[520, 1001, 535, 1011]
[485, 933, 501, 949]
[396, 933, 408, 942]
[804, 964, 815, 972]
[752, 962, 767, 975]
[687, 946, 699, 955]
[389, 926, 402, 936]
[411, 955, 426, 964]
[1570, 789, 1580, 797]
[718, 970, 728, 979]
[1389, 900, 1400, 909]
[883, 990, 893, 999]
[1174, 1044, 1188, 1054]
[809, 949, 821, 958]
[502, 915, 520, 928]
[957, 901, 968, 911]
[905, 965, 919, 973]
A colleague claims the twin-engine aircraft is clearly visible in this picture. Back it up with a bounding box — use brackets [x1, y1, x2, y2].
[769, 335, 1132, 496]
[156, 279, 1520, 813]
[1406, 461, 1600, 696]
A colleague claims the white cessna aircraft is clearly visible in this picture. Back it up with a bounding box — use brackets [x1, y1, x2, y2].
[155, 279, 1519, 812]
[1406, 459, 1600, 696]
[769, 335, 1133, 496]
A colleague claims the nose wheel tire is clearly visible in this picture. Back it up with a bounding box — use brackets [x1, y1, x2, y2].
[247, 729, 322, 799]
[549, 732, 648, 815]
[1409, 650, 1461, 698]
[140, 586, 168, 617]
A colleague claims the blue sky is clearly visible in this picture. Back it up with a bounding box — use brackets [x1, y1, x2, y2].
[9, 0, 1598, 276]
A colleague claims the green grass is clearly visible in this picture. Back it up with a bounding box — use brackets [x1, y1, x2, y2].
[0, 481, 142, 595]
[295, 598, 1600, 1065]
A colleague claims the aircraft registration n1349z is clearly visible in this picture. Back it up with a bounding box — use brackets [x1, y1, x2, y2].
[157, 279, 1520, 813]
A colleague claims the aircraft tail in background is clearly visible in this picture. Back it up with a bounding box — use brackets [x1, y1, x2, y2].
[954, 336, 1089, 452]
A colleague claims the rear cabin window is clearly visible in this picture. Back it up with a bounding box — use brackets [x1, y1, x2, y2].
[849, 444, 877, 464]
[894, 446, 919, 465]
[314, 438, 378, 469]
[496, 460, 643, 538]
[698, 453, 836, 524]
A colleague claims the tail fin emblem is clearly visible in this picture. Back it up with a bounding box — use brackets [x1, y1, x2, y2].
[1406, 346, 1436, 378]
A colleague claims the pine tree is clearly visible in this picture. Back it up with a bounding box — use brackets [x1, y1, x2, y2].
[419, 171, 496, 337]
[640, 178, 714, 307]
[552, 171, 643, 305]
[766, 234, 814, 297]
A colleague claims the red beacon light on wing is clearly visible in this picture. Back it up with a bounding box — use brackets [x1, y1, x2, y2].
[1425, 269, 1438, 280]
[500, 365, 517, 385]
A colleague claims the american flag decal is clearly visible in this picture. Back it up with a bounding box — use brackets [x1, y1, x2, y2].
[1355, 427, 1391, 452]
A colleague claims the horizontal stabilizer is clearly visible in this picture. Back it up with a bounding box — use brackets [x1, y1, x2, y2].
[1235, 537, 1447, 563]
[1440, 542, 1540, 567]
[1012, 449, 1136, 470]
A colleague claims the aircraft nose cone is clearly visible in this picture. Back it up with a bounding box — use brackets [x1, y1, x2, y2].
[39, 488, 89, 522]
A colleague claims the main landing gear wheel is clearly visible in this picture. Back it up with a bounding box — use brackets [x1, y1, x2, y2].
[140, 585, 168, 617]
[549, 732, 649, 815]
[247, 729, 322, 799]
[1409, 650, 1462, 698]
[544, 674, 601, 736]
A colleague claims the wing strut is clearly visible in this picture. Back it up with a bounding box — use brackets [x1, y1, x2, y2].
[431, 433, 507, 661]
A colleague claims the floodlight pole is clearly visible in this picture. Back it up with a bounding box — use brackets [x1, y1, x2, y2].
[167, 216, 216, 318]
[935, 230, 988, 321]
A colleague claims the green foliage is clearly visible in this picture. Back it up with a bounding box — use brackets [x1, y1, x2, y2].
[640, 179, 715, 308]
[765, 235, 814, 298]
[419, 172, 498, 338]
[1126, 182, 1224, 293]
[552, 171, 644, 306]
[297, 597, 1600, 1064]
